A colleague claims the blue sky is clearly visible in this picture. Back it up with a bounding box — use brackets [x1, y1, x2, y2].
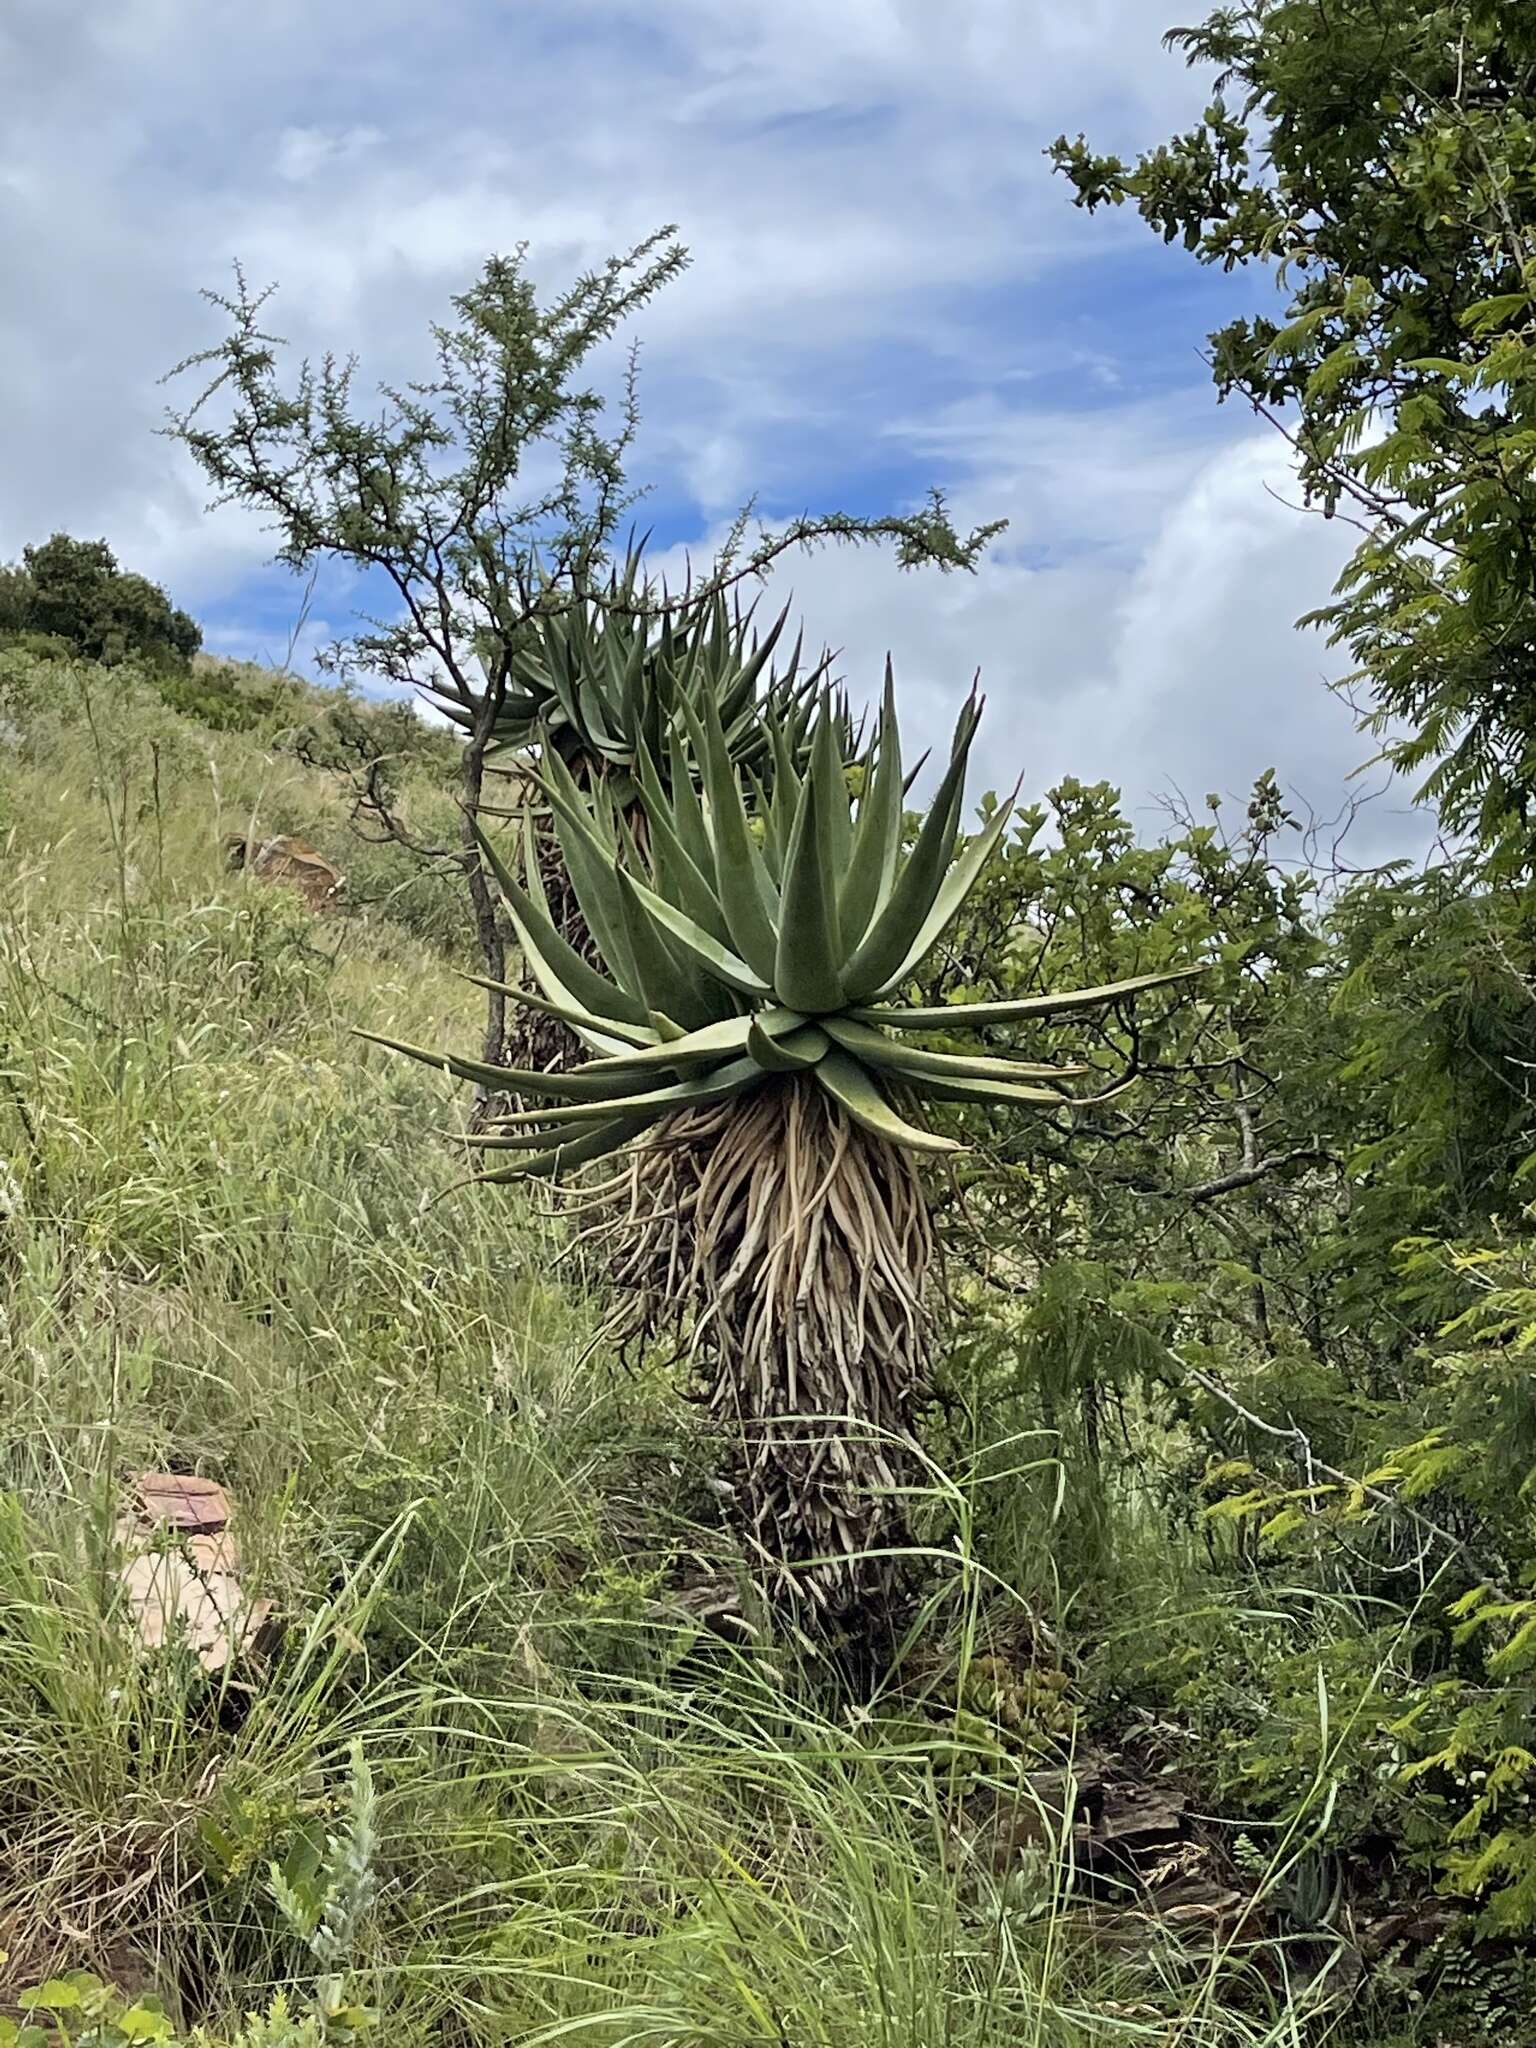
[0, 0, 1428, 857]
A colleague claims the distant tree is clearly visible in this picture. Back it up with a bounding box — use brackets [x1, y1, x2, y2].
[1051, 1, 1536, 867]
[165, 232, 1002, 1071]
[0, 562, 33, 635]
[4, 532, 202, 668]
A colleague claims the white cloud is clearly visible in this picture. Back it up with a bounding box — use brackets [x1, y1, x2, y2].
[0, 0, 1430, 853]
[274, 126, 382, 186]
[651, 421, 1427, 862]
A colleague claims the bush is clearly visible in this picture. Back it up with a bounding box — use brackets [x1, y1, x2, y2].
[0, 534, 201, 672]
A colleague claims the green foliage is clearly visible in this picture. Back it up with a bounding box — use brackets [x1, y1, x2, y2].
[1053, 1, 1536, 859]
[0, 655, 1321, 2042]
[2, 533, 201, 671]
[166, 240, 1002, 1067]
[3, 1971, 176, 2047]
[0, 1975, 330, 2048]
[153, 661, 300, 734]
[265, 1740, 378, 2036]
[20, 633, 1536, 2038]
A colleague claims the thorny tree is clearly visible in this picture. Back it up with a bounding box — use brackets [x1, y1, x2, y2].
[166, 231, 1003, 1082]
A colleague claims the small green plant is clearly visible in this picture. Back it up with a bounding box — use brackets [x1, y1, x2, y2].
[1, 1971, 174, 2048]
[0, 1974, 331, 2048]
[266, 1740, 379, 2037]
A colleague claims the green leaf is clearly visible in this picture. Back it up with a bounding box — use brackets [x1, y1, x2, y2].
[813, 1050, 965, 1154]
[584, 1014, 756, 1075]
[851, 965, 1204, 1030]
[822, 1015, 1078, 1093]
[773, 706, 847, 1013]
[633, 738, 732, 944]
[907, 1069, 1095, 1112]
[475, 819, 651, 1030]
[764, 716, 804, 878]
[20, 1984, 81, 2013]
[1463, 291, 1532, 337]
[354, 1029, 658, 1105]
[613, 865, 716, 1031]
[539, 752, 644, 990]
[747, 1019, 830, 1072]
[459, 974, 653, 1056]
[664, 727, 715, 879]
[843, 690, 978, 1002]
[838, 660, 903, 950]
[471, 1115, 652, 1185]
[477, 1056, 763, 1134]
[621, 869, 772, 1000]
[870, 776, 1022, 996]
[682, 692, 782, 980]
[118, 2005, 174, 2044]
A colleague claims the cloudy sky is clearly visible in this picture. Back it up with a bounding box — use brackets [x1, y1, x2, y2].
[0, 0, 1426, 856]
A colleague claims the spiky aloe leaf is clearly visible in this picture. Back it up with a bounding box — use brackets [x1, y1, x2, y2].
[688, 692, 781, 981]
[357, 1029, 656, 1104]
[764, 718, 804, 881]
[850, 966, 1206, 1030]
[620, 868, 772, 1000]
[473, 557, 840, 799]
[475, 820, 652, 1031]
[473, 1115, 652, 1184]
[388, 681, 1200, 1181]
[583, 1014, 756, 1074]
[838, 661, 903, 951]
[815, 1051, 965, 1155]
[612, 866, 717, 1032]
[747, 1018, 831, 1072]
[773, 708, 846, 1014]
[843, 691, 980, 1003]
[633, 739, 732, 945]
[906, 1070, 1111, 1112]
[480, 1054, 764, 1130]
[538, 752, 646, 992]
[664, 724, 716, 878]
[461, 974, 652, 1056]
[867, 777, 1022, 998]
[821, 1015, 1084, 1087]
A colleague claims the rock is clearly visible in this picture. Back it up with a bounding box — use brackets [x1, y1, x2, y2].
[1083, 1781, 1189, 1875]
[115, 1470, 275, 1677]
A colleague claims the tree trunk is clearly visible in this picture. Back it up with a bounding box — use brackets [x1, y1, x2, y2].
[604, 1077, 930, 1637]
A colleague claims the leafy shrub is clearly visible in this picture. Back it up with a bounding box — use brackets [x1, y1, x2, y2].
[153, 662, 301, 735]
[1, 535, 200, 672]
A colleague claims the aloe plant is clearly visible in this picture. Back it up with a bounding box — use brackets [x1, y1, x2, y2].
[425, 551, 836, 806]
[427, 552, 843, 1085]
[373, 680, 1196, 1624]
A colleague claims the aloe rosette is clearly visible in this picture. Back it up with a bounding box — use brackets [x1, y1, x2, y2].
[372, 676, 1196, 1171]
[424, 552, 836, 804]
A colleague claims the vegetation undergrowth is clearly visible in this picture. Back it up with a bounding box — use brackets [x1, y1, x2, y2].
[4, 654, 1440, 2046]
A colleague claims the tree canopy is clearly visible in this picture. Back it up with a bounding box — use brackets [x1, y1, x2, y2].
[1052, 1, 1536, 864]
[0, 532, 201, 668]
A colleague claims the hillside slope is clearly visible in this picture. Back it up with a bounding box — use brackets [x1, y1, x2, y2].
[0, 648, 1415, 2046]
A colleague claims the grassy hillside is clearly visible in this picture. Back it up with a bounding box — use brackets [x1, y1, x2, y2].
[0, 647, 1464, 2047]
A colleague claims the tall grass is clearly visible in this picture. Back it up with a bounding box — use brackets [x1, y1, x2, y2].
[0, 658, 1367, 2045]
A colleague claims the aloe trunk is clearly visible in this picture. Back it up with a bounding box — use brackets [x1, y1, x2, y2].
[612, 1079, 928, 1624]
